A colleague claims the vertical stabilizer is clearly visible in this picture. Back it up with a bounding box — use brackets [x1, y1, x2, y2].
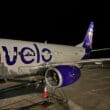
[83, 21, 94, 53]
[80, 21, 94, 59]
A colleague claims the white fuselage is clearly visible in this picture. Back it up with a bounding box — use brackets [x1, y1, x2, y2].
[0, 39, 84, 76]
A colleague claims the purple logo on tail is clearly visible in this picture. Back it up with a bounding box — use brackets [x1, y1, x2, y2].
[83, 21, 94, 54]
[82, 21, 94, 59]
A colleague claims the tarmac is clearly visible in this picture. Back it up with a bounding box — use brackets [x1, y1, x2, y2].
[0, 62, 110, 110]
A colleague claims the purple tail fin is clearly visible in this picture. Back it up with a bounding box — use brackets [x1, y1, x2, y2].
[82, 21, 94, 59]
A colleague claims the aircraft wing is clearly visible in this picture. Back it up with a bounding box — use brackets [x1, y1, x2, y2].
[78, 58, 110, 64]
[92, 48, 110, 52]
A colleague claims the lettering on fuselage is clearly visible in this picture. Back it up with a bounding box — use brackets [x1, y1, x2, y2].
[2, 43, 52, 65]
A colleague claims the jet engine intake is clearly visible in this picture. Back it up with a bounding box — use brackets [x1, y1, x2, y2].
[45, 65, 80, 88]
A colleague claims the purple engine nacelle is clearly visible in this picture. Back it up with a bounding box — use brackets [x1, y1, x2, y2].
[45, 65, 81, 88]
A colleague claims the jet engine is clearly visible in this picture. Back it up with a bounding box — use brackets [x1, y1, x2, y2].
[45, 65, 80, 88]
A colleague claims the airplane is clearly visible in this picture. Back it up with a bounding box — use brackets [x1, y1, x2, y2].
[0, 21, 109, 89]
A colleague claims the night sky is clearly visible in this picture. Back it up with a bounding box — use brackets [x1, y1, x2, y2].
[0, 2, 110, 50]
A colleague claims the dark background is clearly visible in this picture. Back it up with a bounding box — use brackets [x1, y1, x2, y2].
[0, 1, 110, 49]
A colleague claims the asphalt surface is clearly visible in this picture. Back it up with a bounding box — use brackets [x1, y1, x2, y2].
[0, 63, 110, 110]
